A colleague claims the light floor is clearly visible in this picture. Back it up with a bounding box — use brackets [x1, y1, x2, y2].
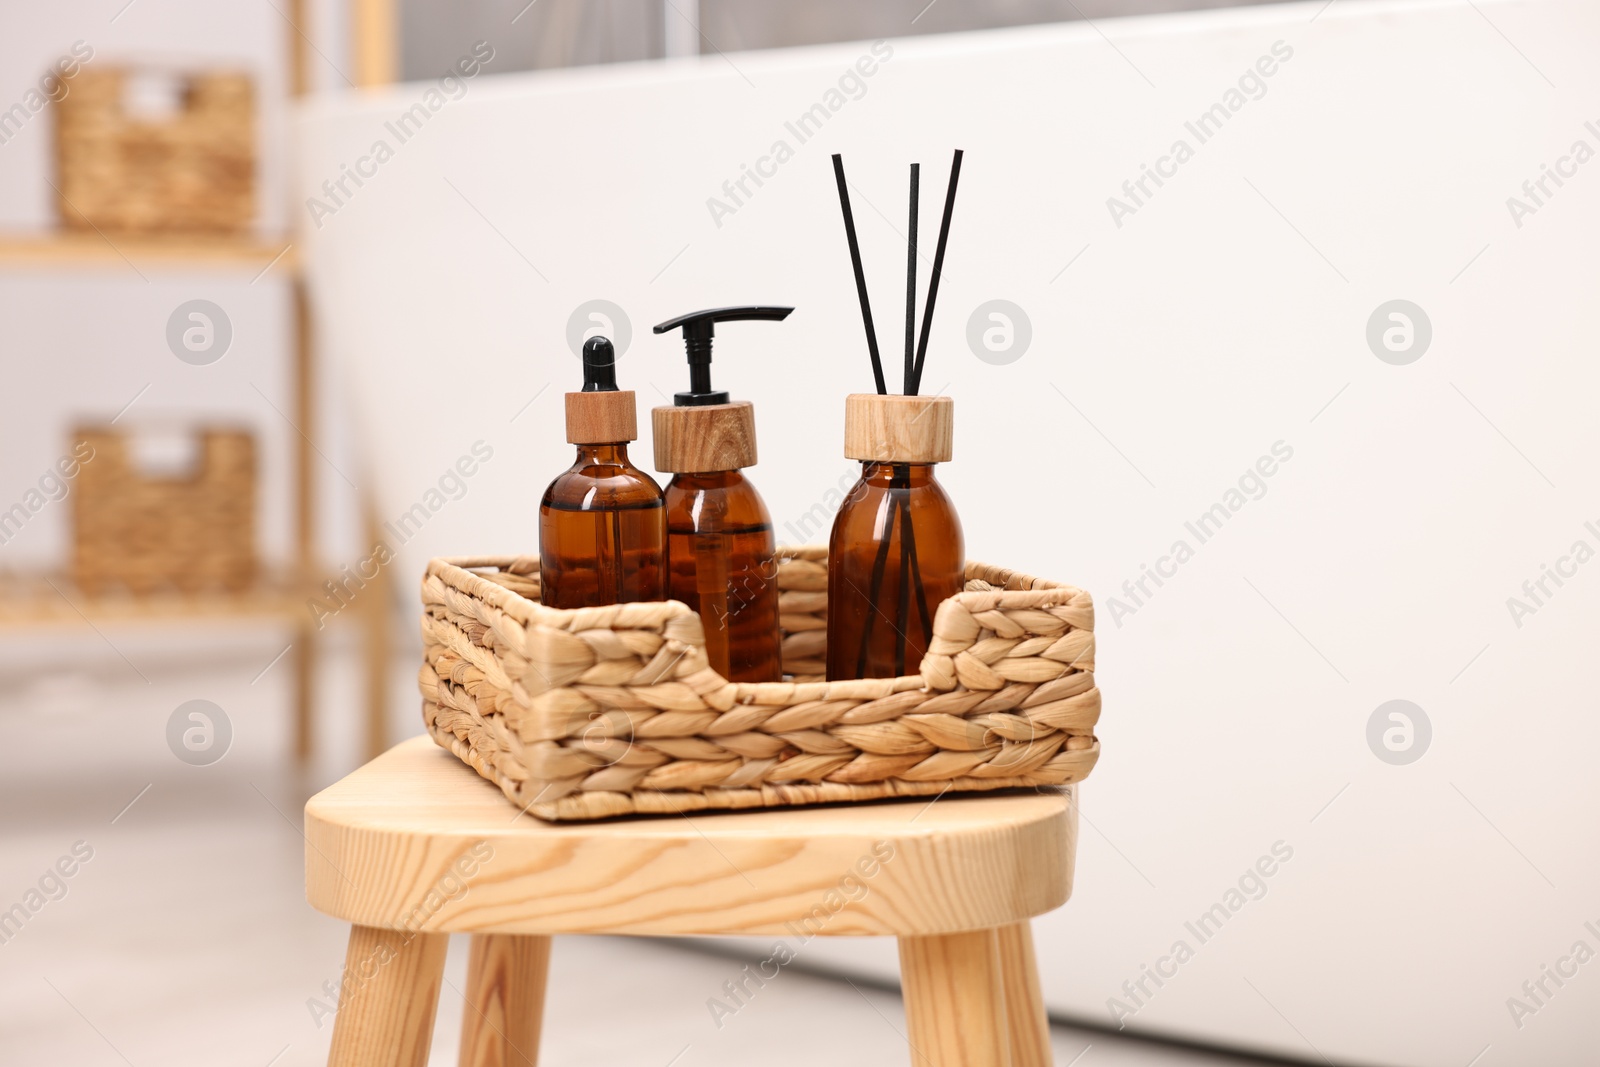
[0, 626, 1268, 1066]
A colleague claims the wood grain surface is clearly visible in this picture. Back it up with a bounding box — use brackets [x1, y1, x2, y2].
[843, 393, 954, 464]
[651, 400, 758, 472]
[304, 736, 1074, 937]
[996, 920, 1053, 1067]
[563, 390, 637, 444]
[457, 934, 549, 1067]
[900, 928, 1012, 1067]
[325, 924, 447, 1067]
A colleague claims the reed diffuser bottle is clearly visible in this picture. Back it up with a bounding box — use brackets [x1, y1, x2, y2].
[538, 336, 667, 609]
[825, 149, 968, 680]
[827, 395, 964, 679]
[652, 306, 792, 682]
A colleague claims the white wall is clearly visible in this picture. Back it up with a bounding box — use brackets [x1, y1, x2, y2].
[295, 2, 1600, 1064]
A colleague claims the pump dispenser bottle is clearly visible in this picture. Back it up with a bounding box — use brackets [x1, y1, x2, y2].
[652, 306, 792, 683]
[538, 336, 667, 609]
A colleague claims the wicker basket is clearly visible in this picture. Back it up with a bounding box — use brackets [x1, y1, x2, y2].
[71, 426, 256, 595]
[54, 66, 254, 233]
[420, 548, 1100, 820]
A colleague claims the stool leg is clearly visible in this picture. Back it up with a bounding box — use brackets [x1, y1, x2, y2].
[327, 925, 448, 1067]
[995, 921, 1052, 1067]
[458, 934, 550, 1067]
[899, 929, 1012, 1067]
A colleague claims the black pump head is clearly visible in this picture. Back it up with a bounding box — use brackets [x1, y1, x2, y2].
[581, 336, 618, 392]
[653, 305, 794, 406]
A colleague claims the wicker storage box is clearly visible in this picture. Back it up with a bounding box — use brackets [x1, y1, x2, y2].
[71, 426, 256, 595]
[54, 66, 254, 232]
[421, 548, 1100, 821]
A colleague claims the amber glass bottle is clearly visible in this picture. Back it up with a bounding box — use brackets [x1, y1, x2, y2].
[826, 394, 964, 680]
[540, 442, 666, 607]
[652, 305, 792, 682]
[538, 337, 666, 609]
[664, 471, 780, 681]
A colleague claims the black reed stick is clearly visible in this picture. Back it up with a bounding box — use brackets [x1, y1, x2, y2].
[911, 149, 963, 396]
[892, 466, 911, 674]
[898, 486, 932, 644]
[831, 154, 887, 395]
[855, 495, 898, 678]
[904, 163, 919, 395]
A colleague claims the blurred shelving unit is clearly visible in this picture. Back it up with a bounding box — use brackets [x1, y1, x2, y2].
[0, 0, 392, 764]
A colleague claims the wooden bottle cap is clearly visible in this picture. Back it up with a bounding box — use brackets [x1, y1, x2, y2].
[652, 401, 758, 473]
[843, 393, 953, 463]
[565, 390, 637, 444]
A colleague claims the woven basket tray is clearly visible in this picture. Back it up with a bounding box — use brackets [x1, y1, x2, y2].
[420, 547, 1100, 820]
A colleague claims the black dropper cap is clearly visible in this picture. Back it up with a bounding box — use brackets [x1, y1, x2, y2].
[653, 306, 793, 406]
[581, 336, 618, 392]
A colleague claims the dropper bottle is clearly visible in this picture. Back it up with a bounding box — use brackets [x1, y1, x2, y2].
[538, 336, 667, 609]
[652, 306, 792, 682]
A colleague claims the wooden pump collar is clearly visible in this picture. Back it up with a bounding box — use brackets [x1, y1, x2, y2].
[653, 400, 757, 473]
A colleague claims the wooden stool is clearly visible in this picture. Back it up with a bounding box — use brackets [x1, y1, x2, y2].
[304, 737, 1078, 1067]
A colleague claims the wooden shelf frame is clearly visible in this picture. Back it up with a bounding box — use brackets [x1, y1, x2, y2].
[0, 573, 312, 628]
[0, 232, 298, 273]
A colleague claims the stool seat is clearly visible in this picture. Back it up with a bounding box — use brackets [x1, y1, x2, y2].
[304, 737, 1078, 1067]
[306, 735, 1076, 937]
